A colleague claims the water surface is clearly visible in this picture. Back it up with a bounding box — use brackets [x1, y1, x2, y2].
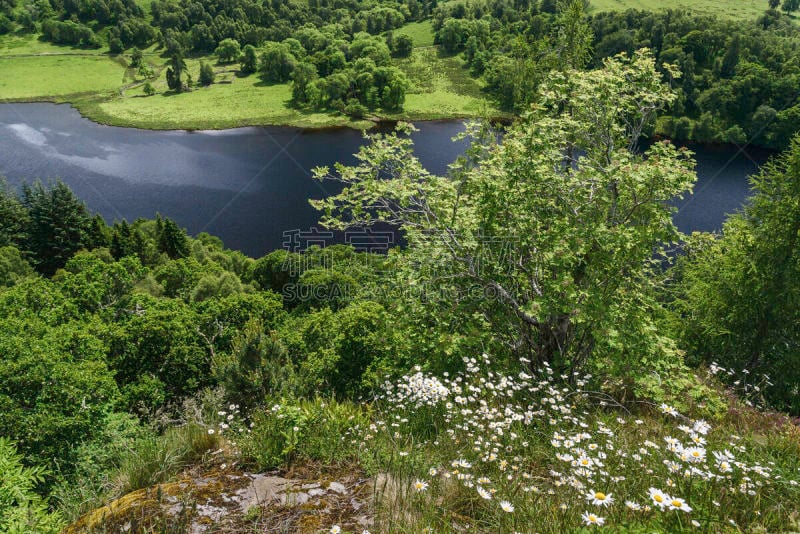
[0, 103, 773, 257]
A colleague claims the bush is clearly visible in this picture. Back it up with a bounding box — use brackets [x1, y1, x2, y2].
[237, 398, 367, 470]
[0, 438, 64, 533]
[198, 61, 215, 86]
[115, 423, 219, 494]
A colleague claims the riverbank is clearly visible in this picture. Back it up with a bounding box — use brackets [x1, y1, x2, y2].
[0, 32, 503, 131]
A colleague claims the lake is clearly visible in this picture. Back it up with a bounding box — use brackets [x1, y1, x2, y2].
[0, 103, 774, 257]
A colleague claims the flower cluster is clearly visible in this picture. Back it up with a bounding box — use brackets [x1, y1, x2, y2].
[364, 353, 799, 530]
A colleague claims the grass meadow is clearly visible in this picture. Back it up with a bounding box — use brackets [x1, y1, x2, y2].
[589, 0, 776, 20]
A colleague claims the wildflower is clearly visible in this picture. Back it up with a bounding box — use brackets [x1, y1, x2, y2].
[667, 496, 692, 513]
[581, 511, 605, 526]
[648, 488, 669, 509]
[625, 500, 641, 511]
[207, 428, 215, 435]
[500, 501, 515, 513]
[428, 467, 438, 477]
[414, 480, 429, 492]
[586, 491, 614, 507]
[685, 447, 706, 464]
[477, 486, 492, 500]
[659, 404, 679, 417]
[330, 527, 341, 534]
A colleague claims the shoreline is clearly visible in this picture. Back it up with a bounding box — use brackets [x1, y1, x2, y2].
[0, 96, 508, 133]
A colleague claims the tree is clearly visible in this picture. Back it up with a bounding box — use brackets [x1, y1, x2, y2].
[291, 61, 318, 104]
[0, 178, 28, 249]
[199, 61, 215, 86]
[769, 0, 780, 9]
[259, 42, 296, 82]
[240, 44, 258, 74]
[673, 135, 800, 411]
[555, 0, 592, 70]
[21, 181, 90, 275]
[313, 51, 698, 400]
[0, 247, 33, 288]
[215, 38, 241, 63]
[0, 438, 64, 533]
[130, 46, 143, 68]
[157, 216, 190, 259]
[143, 81, 155, 95]
[782, 0, 799, 12]
[720, 35, 740, 78]
[165, 53, 186, 92]
[392, 33, 413, 57]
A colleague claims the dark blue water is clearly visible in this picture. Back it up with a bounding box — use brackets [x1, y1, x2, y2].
[0, 103, 773, 257]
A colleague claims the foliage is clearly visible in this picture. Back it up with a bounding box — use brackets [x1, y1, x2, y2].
[0, 438, 64, 533]
[671, 135, 800, 412]
[198, 61, 215, 86]
[313, 51, 698, 400]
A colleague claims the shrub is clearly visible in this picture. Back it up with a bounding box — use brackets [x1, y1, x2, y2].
[0, 438, 64, 533]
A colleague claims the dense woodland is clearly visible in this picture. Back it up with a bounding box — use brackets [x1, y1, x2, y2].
[3, 0, 800, 144]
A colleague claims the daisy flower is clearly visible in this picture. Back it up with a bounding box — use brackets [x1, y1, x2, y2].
[659, 404, 679, 417]
[414, 480, 429, 492]
[648, 487, 669, 509]
[500, 500, 515, 513]
[586, 490, 614, 507]
[667, 496, 692, 513]
[581, 511, 605, 526]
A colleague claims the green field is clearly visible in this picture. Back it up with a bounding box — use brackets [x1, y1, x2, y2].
[589, 0, 772, 20]
[0, 29, 499, 130]
[0, 54, 126, 99]
[392, 47, 498, 119]
[395, 19, 435, 47]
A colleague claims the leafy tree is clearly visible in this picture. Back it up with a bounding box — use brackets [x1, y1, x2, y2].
[215, 38, 241, 63]
[198, 61, 215, 86]
[0, 247, 33, 288]
[259, 42, 297, 82]
[240, 44, 258, 74]
[782, 0, 799, 12]
[143, 81, 155, 95]
[313, 51, 698, 401]
[22, 181, 90, 275]
[130, 46, 143, 68]
[291, 61, 318, 104]
[769, 0, 780, 8]
[392, 33, 413, 57]
[720, 35, 740, 78]
[672, 135, 800, 411]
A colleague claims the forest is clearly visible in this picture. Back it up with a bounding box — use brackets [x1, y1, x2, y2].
[2, 0, 800, 142]
[0, 44, 800, 531]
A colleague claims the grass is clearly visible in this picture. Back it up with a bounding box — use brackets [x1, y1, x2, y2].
[396, 19, 436, 48]
[589, 0, 774, 20]
[391, 47, 501, 120]
[0, 54, 126, 99]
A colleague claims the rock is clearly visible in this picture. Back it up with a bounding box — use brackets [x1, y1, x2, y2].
[327, 481, 347, 494]
[64, 467, 376, 534]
